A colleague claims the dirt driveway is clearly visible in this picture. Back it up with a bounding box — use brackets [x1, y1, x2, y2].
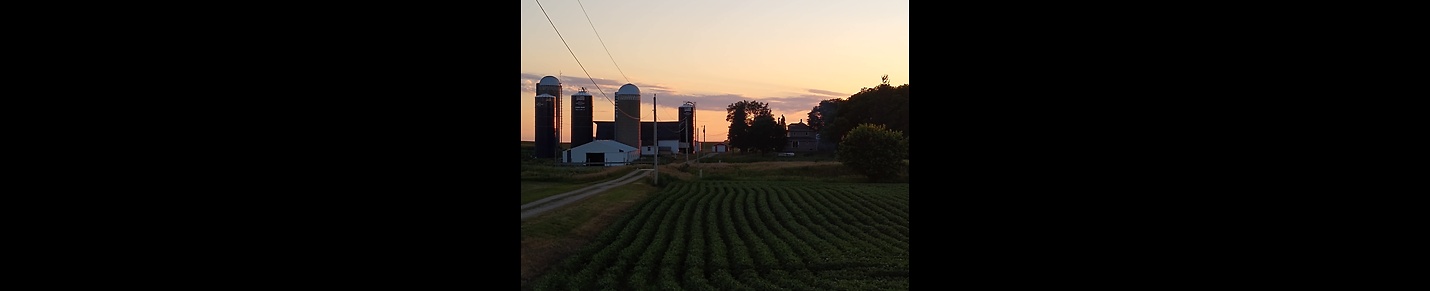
[520, 168, 653, 221]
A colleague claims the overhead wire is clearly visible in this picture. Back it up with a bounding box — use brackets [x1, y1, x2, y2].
[534, 0, 640, 122]
[576, 0, 630, 84]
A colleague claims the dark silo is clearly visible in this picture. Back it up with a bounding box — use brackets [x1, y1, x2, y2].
[535, 76, 562, 159]
[678, 102, 696, 153]
[614, 83, 641, 148]
[571, 88, 594, 148]
[534, 93, 556, 159]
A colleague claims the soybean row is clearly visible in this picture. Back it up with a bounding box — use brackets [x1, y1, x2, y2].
[529, 180, 909, 291]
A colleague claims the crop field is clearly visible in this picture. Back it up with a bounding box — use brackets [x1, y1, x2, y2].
[527, 180, 909, 290]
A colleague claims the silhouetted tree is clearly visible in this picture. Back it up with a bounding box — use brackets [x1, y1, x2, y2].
[726, 100, 767, 124]
[806, 98, 843, 141]
[837, 123, 908, 181]
[749, 112, 787, 152]
[828, 77, 908, 144]
[727, 104, 750, 152]
[726, 100, 785, 153]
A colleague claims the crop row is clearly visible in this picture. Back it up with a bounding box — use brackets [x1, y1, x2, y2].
[529, 181, 909, 291]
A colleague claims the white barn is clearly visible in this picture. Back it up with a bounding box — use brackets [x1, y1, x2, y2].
[562, 140, 640, 166]
[640, 140, 681, 156]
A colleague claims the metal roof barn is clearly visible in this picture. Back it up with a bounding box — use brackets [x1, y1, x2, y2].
[562, 140, 639, 166]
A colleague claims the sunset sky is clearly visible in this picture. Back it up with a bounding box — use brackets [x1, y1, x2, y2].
[520, 0, 908, 143]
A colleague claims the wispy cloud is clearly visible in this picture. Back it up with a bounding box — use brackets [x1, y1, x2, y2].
[522, 73, 641, 94]
[520, 72, 826, 114]
[519, 73, 544, 93]
[558, 74, 624, 90]
[557, 74, 670, 92]
[644, 93, 824, 114]
[761, 95, 830, 113]
[807, 89, 848, 98]
[654, 93, 747, 109]
[522, 72, 677, 98]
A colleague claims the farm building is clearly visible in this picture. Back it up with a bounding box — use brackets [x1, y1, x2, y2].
[596, 121, 693, 154]
[786, 122, 818, 151]
[713, 143, 727, 153]
[562, 140, 639, 166]
[640, 139, 680, 156]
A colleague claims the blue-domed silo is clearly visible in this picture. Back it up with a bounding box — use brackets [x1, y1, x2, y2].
[614, 84, 641, 148]
[535, 76, 562, 159]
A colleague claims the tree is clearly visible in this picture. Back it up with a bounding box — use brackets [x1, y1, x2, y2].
[772, 116, 789, 152]
[727, 104, 750, 152]
[828, 77, 908, 144]
[726, 100, 767, 124]
[726, 100, 785, 153]
[775, 114, 789, 152]
[749, 112, 786, 152]
[806, 98, 843, 141]
[837, 123, 908, 181]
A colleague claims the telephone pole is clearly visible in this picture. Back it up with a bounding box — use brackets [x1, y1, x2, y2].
[683, 119, 689, 162]
[652, 94, 658, 185]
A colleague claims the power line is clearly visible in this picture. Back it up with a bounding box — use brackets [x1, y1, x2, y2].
[576, 0, 629, 84]
[534, 0, 640, 121]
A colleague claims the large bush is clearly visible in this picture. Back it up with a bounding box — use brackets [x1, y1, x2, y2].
[836, 123, 908, 181]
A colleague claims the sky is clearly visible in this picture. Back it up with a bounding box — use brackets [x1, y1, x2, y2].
[521, 0, 908, 143]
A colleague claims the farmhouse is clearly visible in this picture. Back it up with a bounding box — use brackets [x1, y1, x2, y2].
[561, 140, 639, 166]
[786, 122, 818, 151]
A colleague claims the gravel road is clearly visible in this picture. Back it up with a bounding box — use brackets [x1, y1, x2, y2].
[520, 168, 653, 221]
[519, 153, 718, 221]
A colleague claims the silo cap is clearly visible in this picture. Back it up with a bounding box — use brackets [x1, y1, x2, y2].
[617, 83, 640, 95]
[539, 76, 560, 86]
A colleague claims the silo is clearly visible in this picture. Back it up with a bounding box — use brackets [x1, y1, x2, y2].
[614, 83, 641, 148]
[534, 93, 556, 159]
[535, 76, 562, 159]
[678, 102, 696, 153]
[571, 88, 594, 148]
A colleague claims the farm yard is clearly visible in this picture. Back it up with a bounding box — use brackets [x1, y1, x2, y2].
[526, 180, 909, 290]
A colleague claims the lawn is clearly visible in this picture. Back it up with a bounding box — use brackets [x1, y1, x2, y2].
[521, 180, 604, 205]
[521, 182, 659, 287]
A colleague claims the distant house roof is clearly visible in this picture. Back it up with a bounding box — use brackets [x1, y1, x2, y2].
[788, 123, 813, 132]
[787, 123, 816, 141]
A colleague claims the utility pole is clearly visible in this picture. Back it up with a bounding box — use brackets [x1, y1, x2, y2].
[683, 119, 688, 163]
[653, 94, 658, 185]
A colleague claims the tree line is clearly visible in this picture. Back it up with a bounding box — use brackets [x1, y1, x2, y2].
[725, 76, 910, 153]
[807, 76, 909, 145]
